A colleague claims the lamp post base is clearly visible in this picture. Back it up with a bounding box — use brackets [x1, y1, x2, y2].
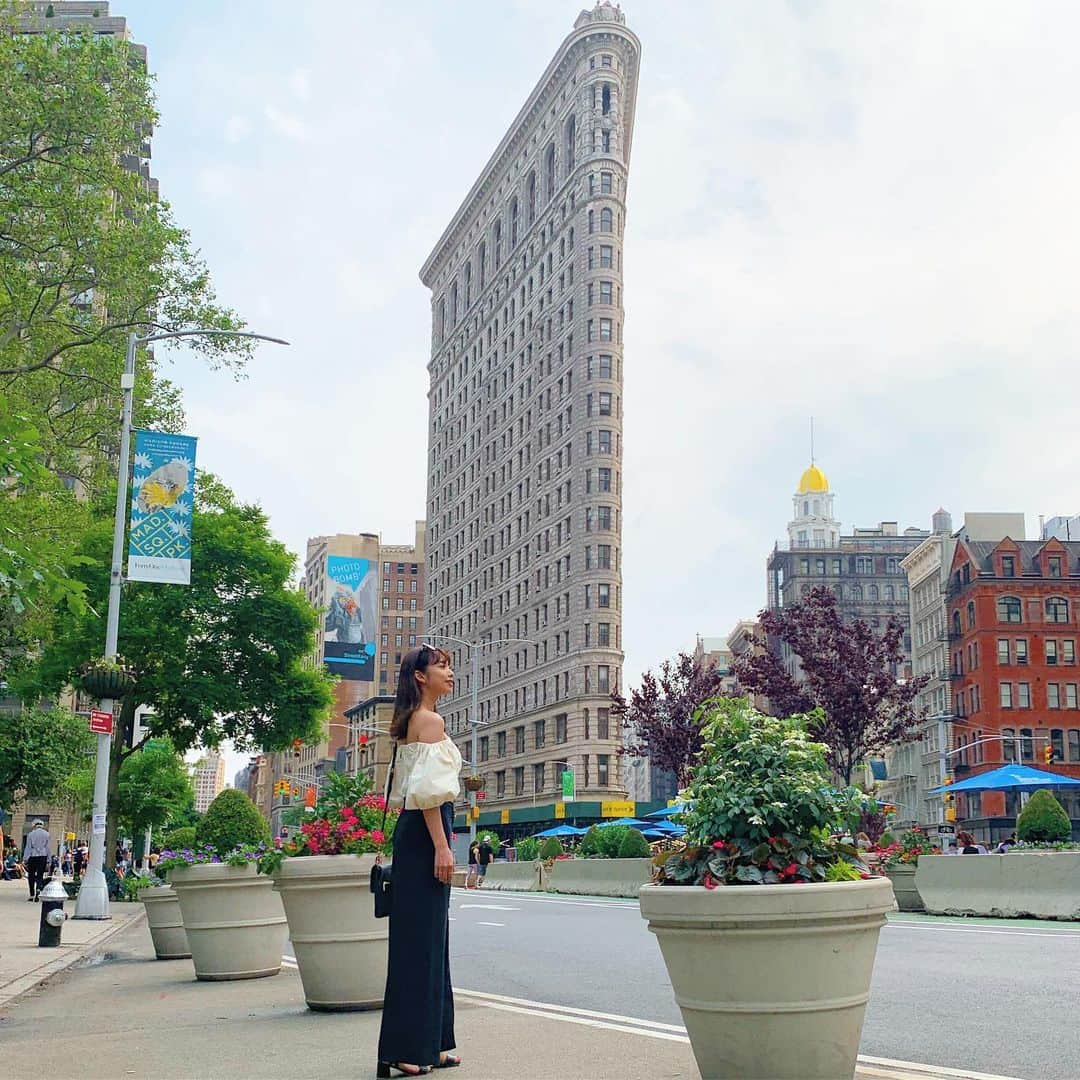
[72, 869, 111, 920]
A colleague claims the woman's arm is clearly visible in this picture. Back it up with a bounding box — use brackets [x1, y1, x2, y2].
[414, 711, 455, 885]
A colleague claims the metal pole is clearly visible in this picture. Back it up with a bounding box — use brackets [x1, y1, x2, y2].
[470, 647, 479, 843]
[74, 332, 137, 920]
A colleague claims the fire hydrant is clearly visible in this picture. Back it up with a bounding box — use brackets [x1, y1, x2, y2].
[38, 875, 68, 947]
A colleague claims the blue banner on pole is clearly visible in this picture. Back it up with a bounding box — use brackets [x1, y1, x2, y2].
[127, 430, 197, 584]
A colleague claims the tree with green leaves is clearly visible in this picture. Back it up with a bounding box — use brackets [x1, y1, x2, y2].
[0, 704, 93, 812]
[23, 488, 335, 858]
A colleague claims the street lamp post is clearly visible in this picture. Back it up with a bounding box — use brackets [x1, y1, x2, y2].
[424, 634, 536, 841]
[74, 328, 288, 920]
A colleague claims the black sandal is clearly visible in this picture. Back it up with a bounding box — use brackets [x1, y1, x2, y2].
[435, 1056, 462, 1069]
[377, 1065, 431, 1078]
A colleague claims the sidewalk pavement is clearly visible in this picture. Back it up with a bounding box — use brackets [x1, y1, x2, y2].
[0, 876, 145, 1009]
[0, 913, 1022, 1080]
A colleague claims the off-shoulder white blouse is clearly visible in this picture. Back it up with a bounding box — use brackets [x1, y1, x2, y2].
[388, 737, 462, 811]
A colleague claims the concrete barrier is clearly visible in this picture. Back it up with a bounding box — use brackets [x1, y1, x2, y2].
[916, 852, 1080, 920]
[478, 861, 545, 892]
[546, 857, 653, 898]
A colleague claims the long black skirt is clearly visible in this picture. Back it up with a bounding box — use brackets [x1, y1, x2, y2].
[377, 803, 455, 1066]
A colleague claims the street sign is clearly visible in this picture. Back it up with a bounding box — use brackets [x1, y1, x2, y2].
[601, 799, 635, 818]
[89, 710, 114, 735]
[937, 824, 956, 835]
[475, 791, 486, 800]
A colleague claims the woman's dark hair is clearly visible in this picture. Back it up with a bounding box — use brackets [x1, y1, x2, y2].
[391, 643, 451, 739]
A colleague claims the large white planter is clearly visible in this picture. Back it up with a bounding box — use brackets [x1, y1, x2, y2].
[640, 877, 894, 1080]
[139, 884, 190, 959]
[273, 853, 388, 1011]
[170, 862, 286, 981]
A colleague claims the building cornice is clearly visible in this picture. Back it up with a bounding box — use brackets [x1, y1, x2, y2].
[420, 18, 641, 288]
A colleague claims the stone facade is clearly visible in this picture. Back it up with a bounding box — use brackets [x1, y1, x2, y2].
[193, 752, 225, 815]
[419, 5, 640, 813]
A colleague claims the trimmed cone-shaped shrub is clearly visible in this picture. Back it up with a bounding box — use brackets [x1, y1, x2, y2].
[579, 825, 604, 857]
[617, 827, 651, 858]
[161, 826, 196, 851]
[539, 836, 564, 860]
[1016, 789, 1072, 843]
[195, 788, 270, 854]
[599, 825, 630, 859]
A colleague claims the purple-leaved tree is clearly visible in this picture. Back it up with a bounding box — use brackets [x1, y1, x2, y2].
[731, 586, 930, 784]
[611, 651, 730, 789]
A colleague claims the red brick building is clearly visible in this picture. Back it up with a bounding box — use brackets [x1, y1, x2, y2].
[947, 536, 1080, 825]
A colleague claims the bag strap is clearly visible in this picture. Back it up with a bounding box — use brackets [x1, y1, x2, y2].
[381, 740, 399, 833]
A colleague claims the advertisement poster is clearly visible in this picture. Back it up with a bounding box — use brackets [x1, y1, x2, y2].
[127, 430, 197, 584]
[323, 556, 377, 680]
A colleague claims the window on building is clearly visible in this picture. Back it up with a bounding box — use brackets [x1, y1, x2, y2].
[600, 208, 613, 232]
[497, 731, 506, 757]
[1067, 684, 1079, 709]
[565, 114, 576, 175]
[1049, 683, 1061, 709]
[1047, 640, 1059, 665]
[534, 719, 546, 748]
[598, 622, 611, 646]
[597, 754, 610, 786]
[1018, 683, 1031, 708]
[479, 736, 489, 762]
[1016, 639, 1029, 664]
[1001, 555, 1015, 577]
[1070, 729, 1080, 761]
[1000, 683, 1013, 708]
[1020, 727, 1034, 761]
[599, 318, 613, 341]
[533, 762, 545, 793]
[597, 665, 610, 693]
[514, 726, 525, 754]
[496, 770, 506, 798]
[597, 544, 612, 569]
[1049, 556, 1063, 578]
[598, 467, 612, 492]
[598, 429, 612, 453]
[997, 638, 1010, 664]
[1046, 597, 1069, 624]
[555, 713, 567, 743]
[600, 170, 612, 193]
[966, 600, 976, 628]
[1065, 640, 1077, 664]
[514, 767, 525, 796]
[599, 282, 613, 306]
[598, 583, 611, 607]
[597, 506, 612, 530]
[597, 708, 610, 739]
[598, 354, 613, 377]
[998, 596, 1022, 623]
[1002, 727, 1016, 762]
[599, 245, 613, 268]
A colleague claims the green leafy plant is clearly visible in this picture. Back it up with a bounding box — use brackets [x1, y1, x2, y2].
[539, 836, 564, 861]
[514, 836, 540, 862]
[617, 828, 652, 859]
[657, 699, 868, 887]
[824, 859, 863, 882]
[160, 827, 196, 851]
[195, 788, 270, 855]
[1017, 789, 1072, 843]
[880, 828, 939, 868]
[579, 825, 604, 858]
[123, 871, 164, 901]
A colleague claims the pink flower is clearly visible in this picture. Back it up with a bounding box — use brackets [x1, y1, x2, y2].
[703, 872, 718, 891]
[711, 840, 726, 850]
[371, 830, 385, 845]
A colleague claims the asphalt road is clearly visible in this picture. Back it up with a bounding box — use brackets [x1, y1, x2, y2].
[443, 889, 1080, 1080]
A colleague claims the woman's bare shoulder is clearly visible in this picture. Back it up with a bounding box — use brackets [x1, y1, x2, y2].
[409, 709, 446, 744]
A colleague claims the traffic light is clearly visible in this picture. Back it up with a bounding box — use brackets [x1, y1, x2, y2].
[1044, 745, 1056, 765]
[357, 733, 369, 747]
[942, 790, 956, 822]
[292, 738, 303, 758]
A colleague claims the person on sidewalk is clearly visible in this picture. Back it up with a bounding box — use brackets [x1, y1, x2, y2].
[22, 820, 50, 901]
[465, 842, 480, 889]
[476, 837, 494, 886]
[377, 644, 462, 1078]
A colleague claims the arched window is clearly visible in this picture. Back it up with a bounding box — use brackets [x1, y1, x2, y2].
[510, 198, 519, 246]
[601, 83, 611, 115]
[450, 281, 458, 325]
[464, 262, 472, 309]
[478, 241, 486, 289]
[884, 584, 895, 601]
[869, 585, 879, 601]
[852, 584, 863, 602]
[967, 600, 976, 628]
[527, 171, 536, 225]
[600, 207, 613, 232]
[1020, 728, 1034, 761]
[997, 596, 1022, 623]
[565, 114, 576, 176]
[1046, 597, 1069, 624]
[952, 610, 962, 636]
[545, 142, 556, 201]
[834, 584, 844, 601]
[493, 220, 502, 266]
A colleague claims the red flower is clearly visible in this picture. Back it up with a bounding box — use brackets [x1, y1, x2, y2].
[711, 840, 726, 850]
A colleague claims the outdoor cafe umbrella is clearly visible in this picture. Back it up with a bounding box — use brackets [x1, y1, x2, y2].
[597, 817, 652, 830]
[929, 764, 1080, 794]
[645, 803, 691, 819]
[533, 824, 586, 838]
[652, 820, 687, 836]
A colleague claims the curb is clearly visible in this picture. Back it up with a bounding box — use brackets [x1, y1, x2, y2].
[0, 907, 146, 1011]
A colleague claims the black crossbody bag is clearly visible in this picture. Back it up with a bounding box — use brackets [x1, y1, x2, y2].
[370, 741, 398, 919]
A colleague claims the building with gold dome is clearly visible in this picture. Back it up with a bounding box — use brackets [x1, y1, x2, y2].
[766, 462, 930, 680]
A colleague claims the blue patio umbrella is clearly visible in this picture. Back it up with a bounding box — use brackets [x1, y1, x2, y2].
[640, 829, 668, 840]
[652, 820, 687, 835]
[532, 824, 586, 838]
[929, 764, 1080, 794]
[597, 817, 652, 830]
[645, 803, 691, 819]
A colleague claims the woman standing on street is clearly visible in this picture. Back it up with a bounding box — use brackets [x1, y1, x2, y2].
[377, 643, 463, 1078]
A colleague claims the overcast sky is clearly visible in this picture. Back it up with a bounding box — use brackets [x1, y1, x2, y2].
[118, 1, 1080, 781]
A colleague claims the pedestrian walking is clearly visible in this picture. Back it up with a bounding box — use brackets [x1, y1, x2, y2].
[22, 820, 50, 901]
[465, 842, 480, 890]
[377, 643, 462, 1077]
[476, 835, 495, 886]
[73, 842, 87, 878]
